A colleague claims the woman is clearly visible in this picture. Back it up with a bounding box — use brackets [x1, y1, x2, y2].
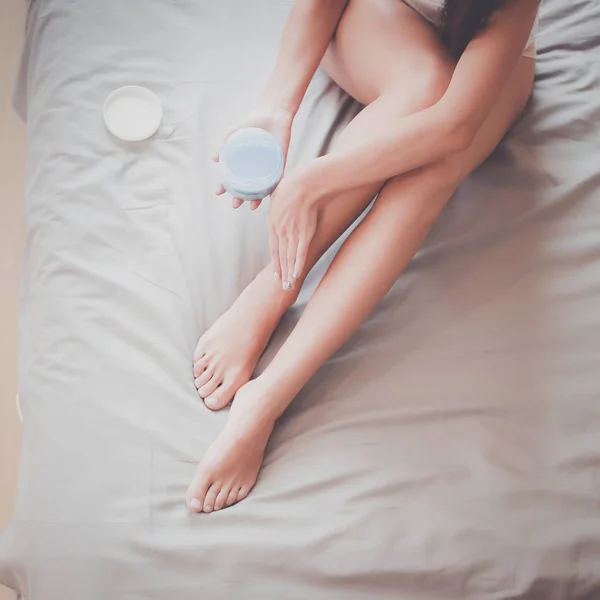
[186, 0, 540, 513]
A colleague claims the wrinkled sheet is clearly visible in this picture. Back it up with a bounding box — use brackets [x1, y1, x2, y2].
[2, 0, 600, 598]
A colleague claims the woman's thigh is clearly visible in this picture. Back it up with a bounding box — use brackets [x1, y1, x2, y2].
[307, 0, 535, 282]
[323, 0, 454, 105]
[319, 57, 536, 306]
[323, 0, 536, 192]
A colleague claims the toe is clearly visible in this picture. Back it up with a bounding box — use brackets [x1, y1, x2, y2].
[204, 388, 222, 410]
[205, 379, 237, 411]
[225, 488, 239, 507]
[198, 375, 221, 399]
[194, 367, 215, 391]
[187, 473, 210, 513]
[237, 486, 250, 503]
[214, 486, 231, 511]
[193, 343, 207, 363]
[192, 356, 209, 378]
[203, 482, 221, 513]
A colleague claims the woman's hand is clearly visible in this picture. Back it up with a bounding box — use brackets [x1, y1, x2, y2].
[268, 170, 320, 290]
[214, 106, 293, 210]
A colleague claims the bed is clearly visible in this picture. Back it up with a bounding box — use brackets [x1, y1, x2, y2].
[2, 0, 600, 598]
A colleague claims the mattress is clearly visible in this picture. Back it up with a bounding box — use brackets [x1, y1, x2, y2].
[2, 0, 600, 598]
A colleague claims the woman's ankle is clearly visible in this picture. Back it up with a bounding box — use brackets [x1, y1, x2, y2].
[241, 268, 299, 315]
[238, 374, 289, 421]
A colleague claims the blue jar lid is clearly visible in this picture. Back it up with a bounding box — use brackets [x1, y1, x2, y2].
[219, 127, 284, 199]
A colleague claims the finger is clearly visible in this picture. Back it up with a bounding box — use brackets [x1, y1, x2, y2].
[249, 199, 262, 211]
[213, 139, 228, 162]
[232, 198, 244, 209]
[294, 237, 309, 280]
[286, 237, 298, 290]
[212, 136, 230, 162]
[270, 230, 281, 280]
[213, 123, 240, 162]
[279, 235, 290, 290]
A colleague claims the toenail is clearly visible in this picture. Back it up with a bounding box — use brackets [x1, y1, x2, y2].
[204, 505, 213, 512]
[190, 498, 202, 511]
[283, 281, 292, 291]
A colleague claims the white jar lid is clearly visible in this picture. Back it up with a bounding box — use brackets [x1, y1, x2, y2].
[219, 127, 284, 198]
[103, 85, 163, 142]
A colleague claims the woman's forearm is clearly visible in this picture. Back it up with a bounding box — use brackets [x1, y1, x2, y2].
[260, 0, 349, 115]
[303, 104, 471, 202]
[299, 0, 539, 202]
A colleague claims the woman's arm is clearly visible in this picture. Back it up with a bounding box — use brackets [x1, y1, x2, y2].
[299, 0, 540, 203]
[214, 0, 348, 209]
[260, 0, 349, 116]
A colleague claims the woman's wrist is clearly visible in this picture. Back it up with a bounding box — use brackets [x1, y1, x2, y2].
[293, 157, 343, 207]
[259, 88, 299, 120]
[286, 160, 331, 208]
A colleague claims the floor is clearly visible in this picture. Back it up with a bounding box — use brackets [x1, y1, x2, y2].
[0, 0, 27, 598]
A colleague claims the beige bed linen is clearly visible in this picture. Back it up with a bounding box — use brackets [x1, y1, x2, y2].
[1, 0, 600, 598]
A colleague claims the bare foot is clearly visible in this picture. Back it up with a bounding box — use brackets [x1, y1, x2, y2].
[186, 380, 276, 512]
[192, 271, 292, 410]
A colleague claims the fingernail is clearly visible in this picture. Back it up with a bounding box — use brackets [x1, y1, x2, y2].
[190, 498, 202, 511]
[283, 281, 292, 291]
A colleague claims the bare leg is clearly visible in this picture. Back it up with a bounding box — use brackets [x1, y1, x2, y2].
[187, 0, 535, 512]
[191, 0, 453, 413]
[191, 121, 379, 410]
[186, 88, 444, 512]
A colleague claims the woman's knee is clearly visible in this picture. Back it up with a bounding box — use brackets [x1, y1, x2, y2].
[327, 0, 456, 108]
[384, 57, 454, 113]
